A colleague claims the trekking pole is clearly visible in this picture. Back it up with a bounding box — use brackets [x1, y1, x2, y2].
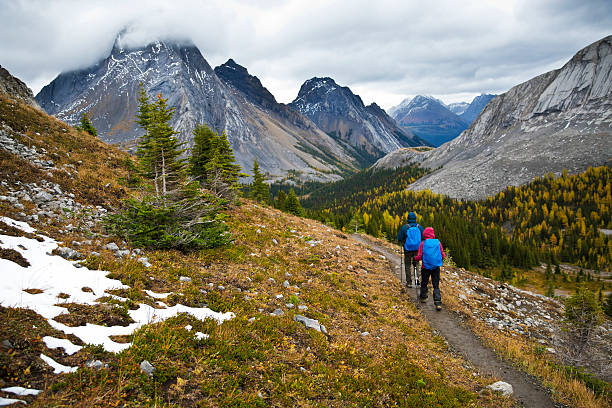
[400, 248, 404, 285]
[414, 261, 419, 305]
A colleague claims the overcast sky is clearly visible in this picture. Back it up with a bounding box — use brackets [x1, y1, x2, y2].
[1, 0, 611, 109]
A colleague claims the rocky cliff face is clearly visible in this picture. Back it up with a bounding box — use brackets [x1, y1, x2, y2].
[0, 65, 41, 109]
[35, 36, 356, 182]
[377, 36, 612, 200]
[389, 95, 468, 146]
[289, 77, 427, 166]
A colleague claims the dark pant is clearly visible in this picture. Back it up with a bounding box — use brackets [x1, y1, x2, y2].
[420, 266, 441, 303]
[403, 250, 419, 284]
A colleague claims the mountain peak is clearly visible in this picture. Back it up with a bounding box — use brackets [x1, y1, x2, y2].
[0, 65, 41, 109]
[296, 77, 339, 98]
[111, 29, 195, 56]
[214, 59, 277, 108]
[290, 77, 427, 163]
[219, 58, 246, 73]
[389, 94, 468, 147]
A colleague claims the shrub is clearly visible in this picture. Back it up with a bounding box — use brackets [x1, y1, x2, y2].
[105, 187, 231, 251]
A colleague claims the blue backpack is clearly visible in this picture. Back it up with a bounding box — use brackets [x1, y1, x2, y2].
[404, 225, 421, 251]
[422, 239, 443, 269]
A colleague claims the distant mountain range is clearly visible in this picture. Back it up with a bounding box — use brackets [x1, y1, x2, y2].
[459, 94, 496, 123]
[375, 35, 612, 200]
[35, 33, 424, 181]
[388, 94, 496, 146]
[289, 77, 427, 166]
[447, 102, 469, 115]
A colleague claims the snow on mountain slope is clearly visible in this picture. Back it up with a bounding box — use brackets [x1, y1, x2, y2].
[36, 35, 356, 182]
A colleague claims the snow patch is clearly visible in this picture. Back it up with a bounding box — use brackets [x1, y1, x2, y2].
[42, 336, 82, 356]
[40, 353, 77, 374]
[0, 218, 234, 354]
[1, 387, 41, 396]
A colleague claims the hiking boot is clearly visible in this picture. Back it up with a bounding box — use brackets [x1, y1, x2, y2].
[434, 301, 442, 311]
[420, 296, 428, 303]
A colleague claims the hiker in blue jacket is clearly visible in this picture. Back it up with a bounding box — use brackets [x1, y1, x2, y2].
[396, 212, 424, 287]
[414, 227, 446, 310]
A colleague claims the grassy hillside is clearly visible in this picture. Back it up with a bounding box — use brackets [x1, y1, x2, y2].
[0, 95, 515, 407]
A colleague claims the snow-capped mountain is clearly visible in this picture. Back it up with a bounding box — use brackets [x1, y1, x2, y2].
[377, 35, 612, 200]
[389, 95, 469, 146]
[289, 77, 428, 166]
[35, 34, 358, 182]
[447, 102, 469, 116]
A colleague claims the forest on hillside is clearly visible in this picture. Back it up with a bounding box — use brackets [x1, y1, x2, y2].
[277, 166, 611, 274]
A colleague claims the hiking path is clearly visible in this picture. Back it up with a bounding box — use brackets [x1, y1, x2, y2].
[351, 233, 563, 408]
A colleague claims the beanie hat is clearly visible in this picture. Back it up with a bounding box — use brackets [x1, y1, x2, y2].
[407, 212, 417, 223]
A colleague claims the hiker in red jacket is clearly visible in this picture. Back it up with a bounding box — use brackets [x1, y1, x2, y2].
[414, 227, 445, 310]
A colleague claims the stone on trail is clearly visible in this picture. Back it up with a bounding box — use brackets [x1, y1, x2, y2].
[486, 380, 513, 396]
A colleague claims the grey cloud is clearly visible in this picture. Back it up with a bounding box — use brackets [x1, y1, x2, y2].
[0, 0, 610, 109]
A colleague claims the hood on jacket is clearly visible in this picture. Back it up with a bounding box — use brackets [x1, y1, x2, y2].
[423, 227, 435, 239]
[407, 212, 417, 224]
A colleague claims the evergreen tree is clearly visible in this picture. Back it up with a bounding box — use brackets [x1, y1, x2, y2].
[275, 190, 287, 210]
[284, 189, 302, 216]
[189, 124, 216, 181]
[135, 84, 152, 131]
[348, 213, 363, 233]
[545, 263, 552, 280]
[75, 112, 97, 136]
[190, 124, 242, 199]
[106, 90, 230, 251]
[206, 131, 242, 198]
[137, 94, 186, 197]
[120, 156, 140, 187]
[251, 159, 269, 203]
[564, 286, 603, 351]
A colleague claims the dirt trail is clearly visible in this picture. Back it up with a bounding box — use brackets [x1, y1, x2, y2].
[351, 234, 562, 408]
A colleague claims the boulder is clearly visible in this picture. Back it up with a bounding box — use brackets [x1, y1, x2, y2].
[486, 381, 513, 396]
